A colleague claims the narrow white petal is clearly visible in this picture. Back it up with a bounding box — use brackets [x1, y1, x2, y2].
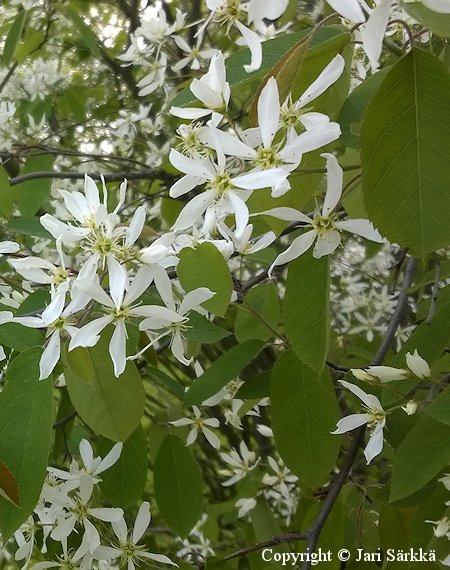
[79, 439, 94, 469]
[232, 168, 287, 190]
[126, 205, 146, 246]
[361, 0, 394, 71]
[97, 442, 123, 474]
[169, 148, 213, 180]
[257, 77, 280, 148]
[298, 55, 345, 109]
[321, 153, 343, 216]
[269, 230, 317, 273]
[339, 380, 383, 410]
[169, 106, 212, 119]
[39, 332, 61, 380]
[109, 322, 127, 377]
[331, 413, 370, 434]
[179, 287, 215, 315]
[132, 502, 151, 543]
[326, 0, 366, 22]
[202, 426, 221, 449]
[170, 175, 202, 198]
[281, 124, 341, 163]
[259, 207, 312, 223]
[337, 219, 384, 242]
[172, 190, 215, 231]
[312, 230, 341, 258]
[227, 191, 249, 238]
[364, 424, 384, 464]
[235, 21, 262, 72]
[107, 256, 127, 309]
[69, 315, 113, 350]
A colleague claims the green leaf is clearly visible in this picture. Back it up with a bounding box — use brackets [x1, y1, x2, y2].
[423, 386, 450, 426]
[98, 425, 147, 508]
[16, 155, 54, 216]
[177, 243, 232, 317]
[3, 10, 27, 65]
[0, 348, 53, 540]
[235, 283, 280, 342]
[183, 311, 230, 343]
[147, 367, 185, 399]
[361, 49, 450, 258]
[7, 216, 52, 240]
[183, 339, 265, 407]
[153, 434, 203, 537]
[390, 416, 450, 502]
[0, 166, 17, 219]
[271, 350, 340, 488]
[402, 1, 450, 37]
[64, 332, 145, 442]
[0, 323, 43, 352]
[63, 6, 100, 55]
[15, 28, 45, 64]
[338, 66, 391, 149]
[236, 370, 271, 400]
[285, 250, 330, 374]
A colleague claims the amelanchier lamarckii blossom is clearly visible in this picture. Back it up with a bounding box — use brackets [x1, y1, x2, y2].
[332, 380, 386, 464]
[260, 153, 384, 274]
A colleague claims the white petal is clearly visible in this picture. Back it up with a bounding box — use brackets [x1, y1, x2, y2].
[321, 153, 343, 216]
[313, 230, 341, 258]
[259, 207, 311, 223]
[140, 552, 177, 565]
[269, 230, 317, 273]
[171, 331, 192, 365]
[298, 55, 345, 109]
[0, 241, 19, 253]
[227, 191, 249, 238]
[179, 287, 215, 315]
[186, 426, 198, 445]
[79, 439, 94, 469]
[169, 149, 213, 180]
[133, 501, 151, 543]
[423, 0, 450, 12]
[69, 315, 113, 350]
[235, 20, 262, 72]
[112, 517, 128, 543]
[169, 106, 212, 119]
[107, 256, 127, 309]
[248, 0, 288, 22]
[124, 265, 155, 305]
[246, 231, 276, 254]
[339, 380, 383, 410]
[331, 413, 370, 434]
[39, 332, 61, 380]
[109, 322, 127, 377]
[326, 0, 366, 22]
[364, 424, 384, 464]
[232, 168, 287, 190]
[202, 426, 221, 449]
[172, 189, 216, 231]
[258, 77, 280, 148]
[126, 205, 146, 246]
[170, 175, 202, 198]
[405, 349, 431, 379]
[281, 124, 341, 163]
[337, 219, 384, 242]
[361, 0, 394, 71]
[90, 507, 124, 522]
[97, 442, 123, 474]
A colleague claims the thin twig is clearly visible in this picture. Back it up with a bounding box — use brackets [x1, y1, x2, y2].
[9, 170, 168, 185]
[225, 533, 308, 561]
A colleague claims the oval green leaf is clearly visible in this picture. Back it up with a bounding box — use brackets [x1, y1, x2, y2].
[154, 434, 203, 538]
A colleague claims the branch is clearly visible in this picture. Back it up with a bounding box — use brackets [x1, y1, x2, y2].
[224, 533, 308, 561]
[371, 256, 416, 366]
[9, 170, 172, 185]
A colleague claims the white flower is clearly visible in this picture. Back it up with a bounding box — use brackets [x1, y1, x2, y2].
[170, 406, 221, 449]
[425, 516, 450, 538]
[405, 349, 431, 379]
[137, 287, 215, 366]
[170, 52, 230, 119]
[69, 260, 184, 377]
[262, 153, 384, 273]
[235, 497, 257, 518]
[332, 380, 386, 464]
[351, 366, 408, 383]
[94, 502, 176, 568]
[401, 400, 418, 416]
[48, 439, 122, 487]
[219, 441, 260, 486]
